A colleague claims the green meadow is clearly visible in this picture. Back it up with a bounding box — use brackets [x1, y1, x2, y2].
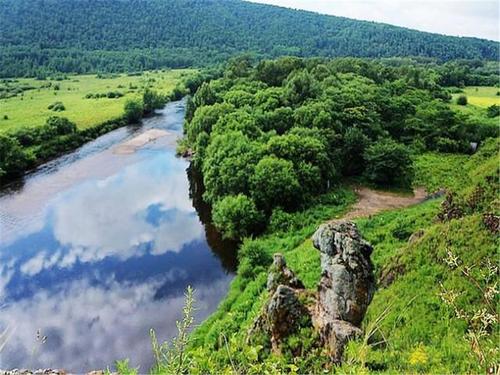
[0, 69, 193, 134]
[452, 86, 500, 108]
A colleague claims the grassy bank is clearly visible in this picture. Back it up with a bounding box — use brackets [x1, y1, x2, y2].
[0, 70, 193, 133]
[135, 137, 498, 374]
[0, 69, 201, 184]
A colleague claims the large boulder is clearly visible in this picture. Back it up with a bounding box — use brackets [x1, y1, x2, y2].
[312, 220, 375, 362]
[312, 220, 375, 326]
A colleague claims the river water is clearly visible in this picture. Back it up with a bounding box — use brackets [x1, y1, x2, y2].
[0, 100, 237, 371]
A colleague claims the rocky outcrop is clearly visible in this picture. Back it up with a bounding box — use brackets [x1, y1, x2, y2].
[267, 253, 304, 292]
[248, 220, 375, 363]
[312, 220, 375, 326]
[248, 254, 310, 352]
[312, 220, 376, 362]
[266, 285, 310, 350]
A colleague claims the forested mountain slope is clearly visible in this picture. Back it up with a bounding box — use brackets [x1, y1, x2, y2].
[0, 0, 498, 77]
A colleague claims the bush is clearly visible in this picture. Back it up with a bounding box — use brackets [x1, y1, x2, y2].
[47, 101, 65, 111]
[124, 98, 143, 123]
[486, 104, 499, 118]
[143, 88, 164, 114]
[456, 95, 467, 105]
[212, 194, 264, 239]
[363, 138, 413, 185]
[0, 134, 32, 178]
[44, 116, 77, 136]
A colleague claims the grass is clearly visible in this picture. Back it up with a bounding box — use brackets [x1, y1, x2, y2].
[0, 69, 194, 133]
[413, 152, 470, 192]
[164, 137, 499, 374]
[451, 86, 500, 109]
[460, 86, 500, 107]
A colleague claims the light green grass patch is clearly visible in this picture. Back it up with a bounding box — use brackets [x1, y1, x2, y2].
[0, 69, 194, 133]
[452, 86, 500, 108]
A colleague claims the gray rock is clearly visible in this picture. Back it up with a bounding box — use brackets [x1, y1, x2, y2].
[319, 319, 362, 363]
[266, 253, 304, 292]
[266, 285, 310, 350]
[313, 220, 375, 326]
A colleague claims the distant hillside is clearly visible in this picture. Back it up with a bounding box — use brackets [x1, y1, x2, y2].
[0, 0, 498, 77]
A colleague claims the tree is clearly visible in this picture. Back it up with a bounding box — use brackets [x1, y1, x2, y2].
[456, 95, 468, 105]
[0, 135, 32, 178]
[45, 116, 76, 135]
[212, 194, 264, 239]
[202, 131, 261, 203]
[250, 156, 300, 211]
[143, 88, 164, 114]
[124, 98, 144, 123]
[342, 127, 369, 175]
[363, 138, 413, 185]
[193, 82, 217, 108]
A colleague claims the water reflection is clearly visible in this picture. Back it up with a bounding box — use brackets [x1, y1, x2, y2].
[0, 101, 236, 371]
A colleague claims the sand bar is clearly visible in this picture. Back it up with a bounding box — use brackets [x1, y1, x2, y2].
[113, 129, 170, 154]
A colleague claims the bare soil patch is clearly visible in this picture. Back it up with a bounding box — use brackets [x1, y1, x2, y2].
[343, 186, 427, 220]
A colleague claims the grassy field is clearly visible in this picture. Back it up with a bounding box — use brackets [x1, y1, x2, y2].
[452, 86, 500, 108]
[0, 69, 193, 134]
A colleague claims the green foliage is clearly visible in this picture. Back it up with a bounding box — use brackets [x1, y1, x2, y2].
[114, 359, 138, 375]
[184, 57, 490, 239]
[0, 134, 33, 179]
[456, 94, 468, 105]
[1, 0, 498, 77]
[142, 88, 164, 114]
[363, 138, 414, 186]
[486, 104, 499, 118]
[212, 194, 264, 240]
[123, 98, 143, 123]
[47, 101, 65, 111]
[175, 137, 498, 374]
[151, 286, 195, 374]
[251, 156, 300, 211]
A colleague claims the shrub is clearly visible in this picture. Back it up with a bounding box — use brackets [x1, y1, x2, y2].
[486, 104, 499, 118]
[0, 134, 32, 178]
[47, 101, 65, 111]
[124, 98, 143, 123]
[212, 194, 264, 239]
[3, 115, 8, 120]
[45, 116, 77, 136]
[456, 95, 467, 105]
[143, 88, 164, 114]
[363, 138, 413, 185]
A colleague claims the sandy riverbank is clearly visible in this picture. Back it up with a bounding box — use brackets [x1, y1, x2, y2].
[113, 128, 170, 154]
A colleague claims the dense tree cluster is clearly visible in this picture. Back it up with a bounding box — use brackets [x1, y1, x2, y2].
[1, 0, 498, 77]
[185, 57, 496, 239]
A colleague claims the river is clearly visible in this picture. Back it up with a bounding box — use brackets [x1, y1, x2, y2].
[0, 100, 237, 371]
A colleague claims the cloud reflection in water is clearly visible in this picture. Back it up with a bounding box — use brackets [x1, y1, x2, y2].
[0, 143, 234, 371]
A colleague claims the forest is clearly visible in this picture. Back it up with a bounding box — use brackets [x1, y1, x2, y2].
[0, 0, 499, 77]
[182, 56, 498, 239]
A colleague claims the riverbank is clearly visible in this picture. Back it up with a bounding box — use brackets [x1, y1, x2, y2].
[0, 99, 237, 371]
[149, 139, 498, 374]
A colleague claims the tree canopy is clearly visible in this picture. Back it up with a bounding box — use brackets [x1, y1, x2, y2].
[0, 0, 498, 77]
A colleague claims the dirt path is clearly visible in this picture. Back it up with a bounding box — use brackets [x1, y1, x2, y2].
[343, 186, 427, 220]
